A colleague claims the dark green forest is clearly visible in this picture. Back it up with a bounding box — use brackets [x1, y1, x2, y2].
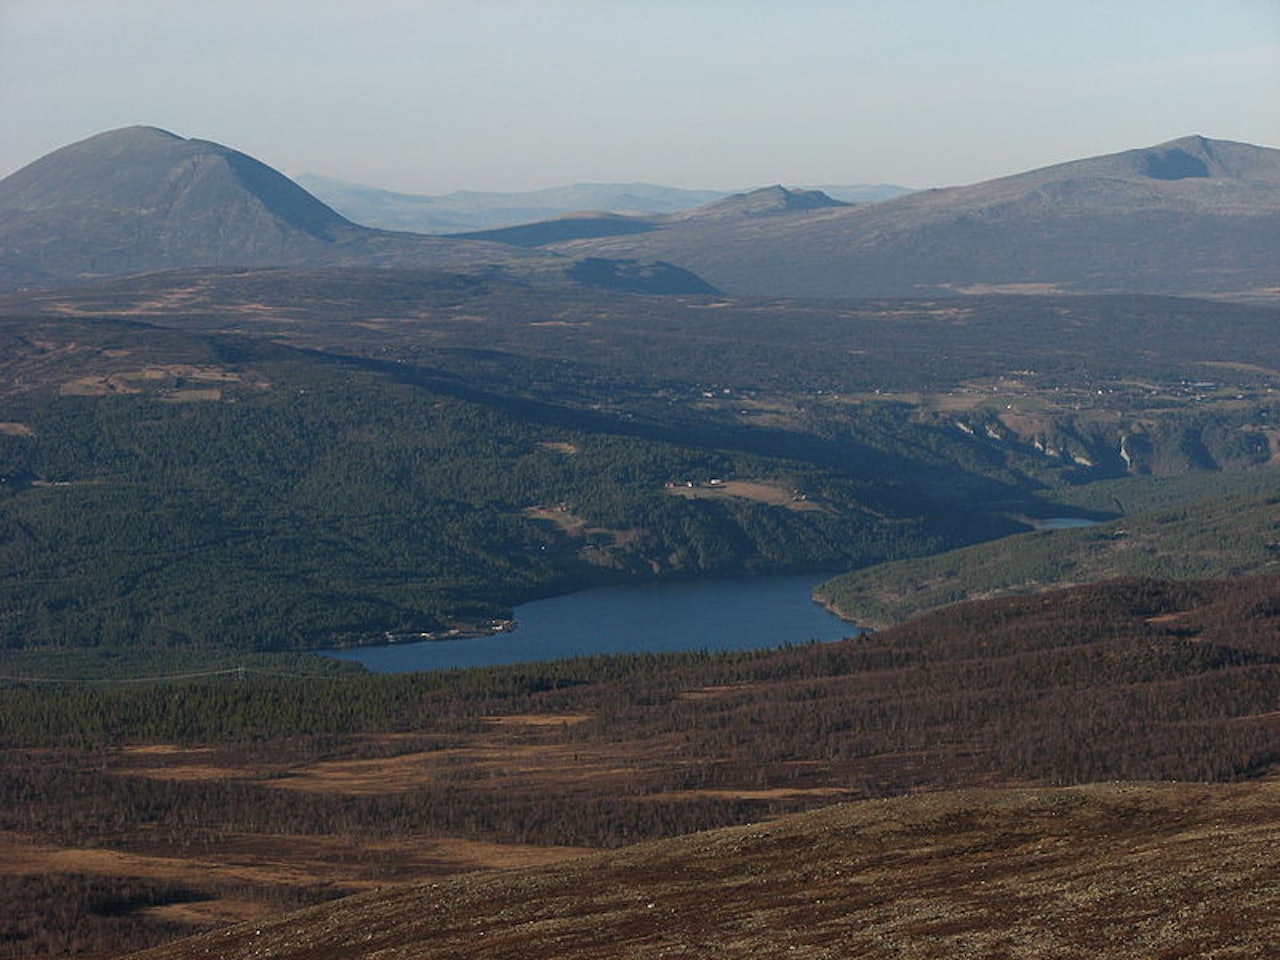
[1, 276, 1278, 660]
[0, 317, 1016, 653]
[818, 471, 1280, 626]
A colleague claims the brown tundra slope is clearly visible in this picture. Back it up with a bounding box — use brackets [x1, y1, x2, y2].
[128, 780, 1280, 960]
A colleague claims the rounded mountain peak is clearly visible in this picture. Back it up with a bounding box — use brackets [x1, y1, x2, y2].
[0, 125, 351, 238]
[679, 185, 849, 221]
[0, 126, 363, 285]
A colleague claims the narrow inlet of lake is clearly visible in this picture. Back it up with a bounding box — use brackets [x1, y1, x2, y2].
[325, 574, 856, 673]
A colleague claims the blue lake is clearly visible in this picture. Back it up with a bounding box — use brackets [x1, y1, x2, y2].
[325, 573, 856, 674]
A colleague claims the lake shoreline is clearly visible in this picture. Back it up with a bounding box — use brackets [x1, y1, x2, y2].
[324, 572, 859, 673]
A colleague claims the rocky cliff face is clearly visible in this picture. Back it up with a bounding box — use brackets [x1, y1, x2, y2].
[946, 407, 1274, 478]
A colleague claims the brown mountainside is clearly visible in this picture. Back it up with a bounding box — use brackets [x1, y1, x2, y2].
[4, 130, 1276, 298]
[127, 781, 1280, 960]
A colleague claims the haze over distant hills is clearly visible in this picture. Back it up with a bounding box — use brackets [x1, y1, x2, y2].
[0, 127, 710, 294]
[1, 127, 1276, 300]
[447, 186, 854, 247]
[294, 173, 912, 233]
[538, 135, 1280, 299]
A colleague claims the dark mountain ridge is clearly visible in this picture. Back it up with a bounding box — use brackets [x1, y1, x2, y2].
[451, 211, 660, 247]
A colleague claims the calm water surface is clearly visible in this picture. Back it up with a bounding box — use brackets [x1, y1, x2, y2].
[325, 574, 855, 673]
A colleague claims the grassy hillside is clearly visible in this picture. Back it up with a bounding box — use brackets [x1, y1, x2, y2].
[816, 468, 1280, 627]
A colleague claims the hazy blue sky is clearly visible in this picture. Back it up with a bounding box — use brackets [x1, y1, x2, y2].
[2, 0, 1277, 194]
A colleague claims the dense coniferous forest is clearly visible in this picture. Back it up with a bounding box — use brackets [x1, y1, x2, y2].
[0, 316, 1011, 653]
[818, 470, 1280, 626]
[2, 277, 1278, 661]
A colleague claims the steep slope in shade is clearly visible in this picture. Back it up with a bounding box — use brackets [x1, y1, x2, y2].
[547, 135, 1280, 299]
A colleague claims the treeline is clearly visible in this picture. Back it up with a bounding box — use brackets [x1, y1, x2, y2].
[4, 575, 1279, 770]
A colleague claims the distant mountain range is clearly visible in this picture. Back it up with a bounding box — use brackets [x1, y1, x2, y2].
[1, 127, 1276, 299]
[536, 135, 1280, 299]
[0, 127, 711, 294]
[293, 174, 912, 233]
[446, 186, 854, 247]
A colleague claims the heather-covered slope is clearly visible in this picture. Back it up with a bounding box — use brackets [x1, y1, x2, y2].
[125, 781, 1280, 960]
